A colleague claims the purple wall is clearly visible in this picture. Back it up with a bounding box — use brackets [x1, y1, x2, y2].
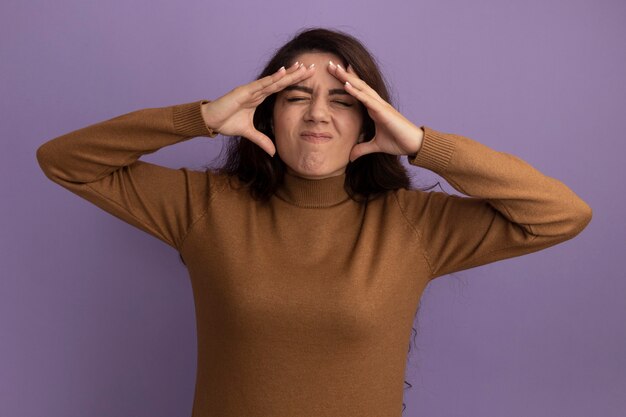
[3, 0, 624, 416]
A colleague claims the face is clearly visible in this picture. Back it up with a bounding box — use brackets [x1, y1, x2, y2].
[272, 51, 364, 179]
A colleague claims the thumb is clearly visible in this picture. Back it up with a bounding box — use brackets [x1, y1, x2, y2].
[244, 129, 276, 157]
[349, 140, 379, 162]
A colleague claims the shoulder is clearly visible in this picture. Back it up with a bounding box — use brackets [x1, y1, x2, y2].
[386, 185, 464, 218]
[387, 185, 429, 206]
[199, 168, 256, 202]
[360, 187, 432, 217]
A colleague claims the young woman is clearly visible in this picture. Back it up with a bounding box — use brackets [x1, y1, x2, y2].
[36, 27, 592, 417]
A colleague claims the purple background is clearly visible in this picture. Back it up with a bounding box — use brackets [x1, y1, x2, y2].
[2, 0, 624, 416]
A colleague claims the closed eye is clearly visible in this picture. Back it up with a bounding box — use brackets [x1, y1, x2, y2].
[286, 97, 353, 107]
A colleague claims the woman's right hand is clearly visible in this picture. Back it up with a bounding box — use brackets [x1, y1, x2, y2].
[201, 61, 315, 156]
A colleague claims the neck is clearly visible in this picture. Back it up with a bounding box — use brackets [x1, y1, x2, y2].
[285, 167, 346, 180]
[274, 171, 350, 208]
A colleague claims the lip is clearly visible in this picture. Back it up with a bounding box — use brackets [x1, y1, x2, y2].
[300, 131, 333, 143]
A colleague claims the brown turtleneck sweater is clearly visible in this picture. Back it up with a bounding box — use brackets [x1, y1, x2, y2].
[36, 100, 592, 417]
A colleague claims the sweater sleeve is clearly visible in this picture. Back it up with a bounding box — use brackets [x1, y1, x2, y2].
[36, 99, 218, 251]
[396, 126, 593, 280]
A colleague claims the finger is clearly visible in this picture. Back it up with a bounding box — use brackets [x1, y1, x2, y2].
[276, 63, 316, 85]
[282, 61, 303, 76]
[241, 62, 302, 102]
[328, 61, 382, 101]
[349, 139, 380, 162]
[240, 64, 313, 109]
[244, 129, 276, 156]
[258, 64, 315, 96]
[250, 63, 298, 93]
[343, 80, 389, 115]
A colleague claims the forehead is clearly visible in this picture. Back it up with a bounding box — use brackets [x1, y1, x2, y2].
[287, 51, 345, 90]
[292, 51, 343, 67]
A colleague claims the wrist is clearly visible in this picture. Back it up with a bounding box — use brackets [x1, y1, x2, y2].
[200, 101, 220, 137]
[408, 126, 425, 157]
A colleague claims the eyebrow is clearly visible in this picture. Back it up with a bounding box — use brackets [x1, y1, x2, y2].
[283, 85, 349, 96]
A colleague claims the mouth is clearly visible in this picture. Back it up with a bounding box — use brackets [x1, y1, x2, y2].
[300, 131, 332, 144]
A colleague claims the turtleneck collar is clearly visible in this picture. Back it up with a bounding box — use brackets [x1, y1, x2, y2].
[274, 172, 350, 208]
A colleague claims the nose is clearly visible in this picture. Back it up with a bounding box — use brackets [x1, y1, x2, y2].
[304, 96, 330, 123]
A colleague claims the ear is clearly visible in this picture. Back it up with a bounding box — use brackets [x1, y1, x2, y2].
[357, 132, 365, 143]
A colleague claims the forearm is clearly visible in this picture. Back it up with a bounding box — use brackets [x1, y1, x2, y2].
[36, 100, 211, 184]
[409, 126, 592, 239]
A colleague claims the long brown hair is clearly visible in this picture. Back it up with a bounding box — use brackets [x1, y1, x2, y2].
[213, 27, 412, 202]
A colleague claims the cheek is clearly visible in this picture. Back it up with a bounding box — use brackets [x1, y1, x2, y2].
[338, 112, 364, 138]
[273, 106, 299, 132]
[273, 115, 299, 151]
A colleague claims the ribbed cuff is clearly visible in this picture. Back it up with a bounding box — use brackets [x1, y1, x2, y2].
[172, 99, 218, 138]
[407, 126, 456, 173]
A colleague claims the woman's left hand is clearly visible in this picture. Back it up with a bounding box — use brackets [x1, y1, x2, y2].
[328, 61, 425, 162]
